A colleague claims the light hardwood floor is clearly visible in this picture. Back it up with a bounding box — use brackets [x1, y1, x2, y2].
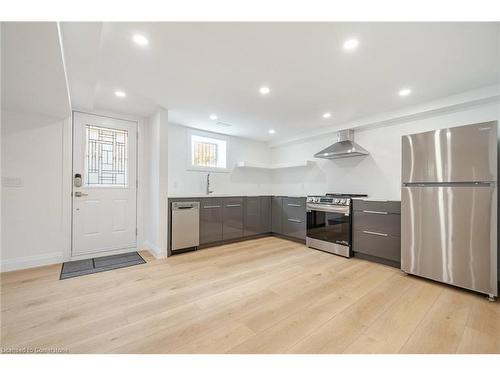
[1, 236, 499, 354]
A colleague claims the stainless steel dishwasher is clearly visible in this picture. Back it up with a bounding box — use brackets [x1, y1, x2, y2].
[171, 202, 200, 254]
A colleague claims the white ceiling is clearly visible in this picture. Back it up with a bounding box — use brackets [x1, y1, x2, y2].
[2, 22, 71, 119]
[60, 22, 499, 141]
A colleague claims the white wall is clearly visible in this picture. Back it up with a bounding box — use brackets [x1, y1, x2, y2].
[1, 23, 3, 263]
[168, 123, 273, 196]
[1, 111, 71, 270]
[1, 22, 72, 271]
[144, 108, 169, 258]
[271, 100, 500, 200]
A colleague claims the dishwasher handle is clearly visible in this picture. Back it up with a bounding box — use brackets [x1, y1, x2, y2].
[172, 202, 200, 210]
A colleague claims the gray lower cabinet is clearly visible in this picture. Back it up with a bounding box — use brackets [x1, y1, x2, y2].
[353, 211, 401, 236]
[352, 200, 401, 214]
[222, 197, 243, 240]
[244, 196, 272, 236]
[171, 195, 304, 251]
[352, 200, 401, 266]
[199, 198, 223, 244]
[260, 196, 272, 233]
[272, 196, 283, 234]
[353, 230, 401, 262]
[282, 197, 306, 240]
[244, 197, 262, 236]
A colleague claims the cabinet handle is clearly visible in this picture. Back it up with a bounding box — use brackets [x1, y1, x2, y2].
[287, 218, 302, 223]
[225, 204, 241, 207]
[203, 205, 221, 209]
[362, 210, 388, 215]
[287, 204, 302, 207]
[363, 230, 388, 237]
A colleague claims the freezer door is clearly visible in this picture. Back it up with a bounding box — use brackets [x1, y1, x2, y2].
[402, 121, 497, 183]
[401, 185, 497, 296]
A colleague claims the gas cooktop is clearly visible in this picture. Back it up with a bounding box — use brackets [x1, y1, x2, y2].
[307, 193, 367, 206]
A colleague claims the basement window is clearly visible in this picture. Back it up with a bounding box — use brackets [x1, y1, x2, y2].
[188, 132, 229, 172]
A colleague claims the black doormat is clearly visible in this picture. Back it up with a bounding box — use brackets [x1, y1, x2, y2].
[60, 252, 146, 280]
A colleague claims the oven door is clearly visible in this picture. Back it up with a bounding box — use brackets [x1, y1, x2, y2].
[306, 204, 351, 246]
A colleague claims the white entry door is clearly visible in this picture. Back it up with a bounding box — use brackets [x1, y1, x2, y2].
[72, 112, 137, 257]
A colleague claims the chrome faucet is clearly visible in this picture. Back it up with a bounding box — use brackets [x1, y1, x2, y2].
[206, 173, 213, 195]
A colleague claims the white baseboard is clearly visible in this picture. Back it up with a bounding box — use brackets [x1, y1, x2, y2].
[142, 241, 167, 259]
[1, 252, 63, 272]
[69, 247, 137, 262]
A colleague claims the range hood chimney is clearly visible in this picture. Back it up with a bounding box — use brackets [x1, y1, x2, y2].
[314, 129, 369, 159]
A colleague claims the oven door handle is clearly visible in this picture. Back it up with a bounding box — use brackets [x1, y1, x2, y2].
[306, 204, 350, 216]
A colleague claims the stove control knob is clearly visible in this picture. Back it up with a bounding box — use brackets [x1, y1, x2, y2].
[334, 199, 340, 204]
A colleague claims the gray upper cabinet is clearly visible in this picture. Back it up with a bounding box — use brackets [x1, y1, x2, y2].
[272, 196, 283, 234]
[244, 197, 262, 237]
[199, 198, 223, 244]
[282, 197, 306, 240]
[222, 197, 243, 240]
[260, 196, 272, 233]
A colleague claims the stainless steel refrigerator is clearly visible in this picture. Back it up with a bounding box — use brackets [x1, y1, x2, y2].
[401, 121, 498, 299]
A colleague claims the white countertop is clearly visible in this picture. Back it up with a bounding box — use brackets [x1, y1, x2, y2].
[168, 194, 399, 201]
[351, 197, 401, 202]
[168, 194, 305, 199]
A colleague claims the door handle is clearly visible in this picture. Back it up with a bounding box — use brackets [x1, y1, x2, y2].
[74, 191, 89, 197]
[287, 204, 302, 207]
[225, 204, 241, 207]
[203, 205, 221, 209]
[287, 218, 302, 223]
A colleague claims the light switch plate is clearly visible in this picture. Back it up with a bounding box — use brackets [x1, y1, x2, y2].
[2, 177, 24, 188]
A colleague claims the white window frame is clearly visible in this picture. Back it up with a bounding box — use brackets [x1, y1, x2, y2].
[186, 129, 230, 172]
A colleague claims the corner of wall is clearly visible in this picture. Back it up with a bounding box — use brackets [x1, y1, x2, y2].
[142, 241, 167, 259]
[143, 108, 169, 257]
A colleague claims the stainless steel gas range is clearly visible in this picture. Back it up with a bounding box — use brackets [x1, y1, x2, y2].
[306, 193, 367, 258]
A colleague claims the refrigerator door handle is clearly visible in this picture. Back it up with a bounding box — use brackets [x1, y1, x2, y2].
[402, 181, 495, 187]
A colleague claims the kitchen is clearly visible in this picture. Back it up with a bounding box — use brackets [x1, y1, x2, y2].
[169, 122, 497, 301]
[1, 15, 500, 366]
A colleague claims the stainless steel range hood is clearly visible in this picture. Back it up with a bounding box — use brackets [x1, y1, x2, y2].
[314, 129, 369, 159]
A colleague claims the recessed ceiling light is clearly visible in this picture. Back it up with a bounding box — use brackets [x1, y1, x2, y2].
[268, 129, 276, 134]
[209, 114, 218, 120]
[132, 34, 149, 46]
[322, 112, 332, 119]
[399, 88, 412, 97]
[343, 38, 359, 51]
[114, 90, 126, 98]
[259, 86, 271, 95]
